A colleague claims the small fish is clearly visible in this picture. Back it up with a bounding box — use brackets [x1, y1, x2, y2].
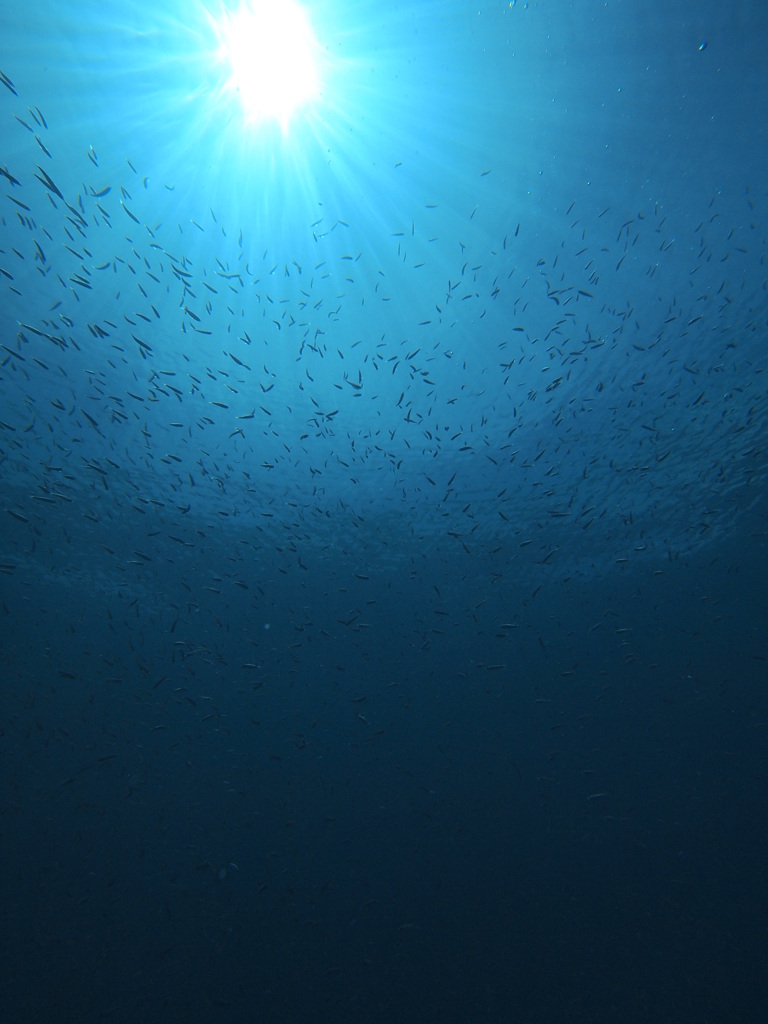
[33, 164, 64, 200]
[0, 68, 18, 95]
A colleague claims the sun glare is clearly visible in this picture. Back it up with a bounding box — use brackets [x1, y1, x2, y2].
[214, 0, 320, 132]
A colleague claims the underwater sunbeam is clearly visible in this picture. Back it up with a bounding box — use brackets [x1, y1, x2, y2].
[212, 0, 320, 132]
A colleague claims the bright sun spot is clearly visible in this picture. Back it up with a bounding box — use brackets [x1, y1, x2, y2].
[213, 0, 320, 132]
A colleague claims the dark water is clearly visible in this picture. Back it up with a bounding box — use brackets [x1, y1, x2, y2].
[2, 2, 767, 1021]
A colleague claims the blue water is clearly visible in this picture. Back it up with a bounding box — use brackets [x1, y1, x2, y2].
[2, 1, 767, 1021]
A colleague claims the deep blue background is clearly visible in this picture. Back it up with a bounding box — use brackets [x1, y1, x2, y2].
[2, 1, 767, 1021]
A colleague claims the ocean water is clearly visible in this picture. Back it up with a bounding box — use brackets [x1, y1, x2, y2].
[1, 1, 767, 1021]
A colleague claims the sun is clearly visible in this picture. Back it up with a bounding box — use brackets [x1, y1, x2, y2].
[212, 0, 321, 132]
